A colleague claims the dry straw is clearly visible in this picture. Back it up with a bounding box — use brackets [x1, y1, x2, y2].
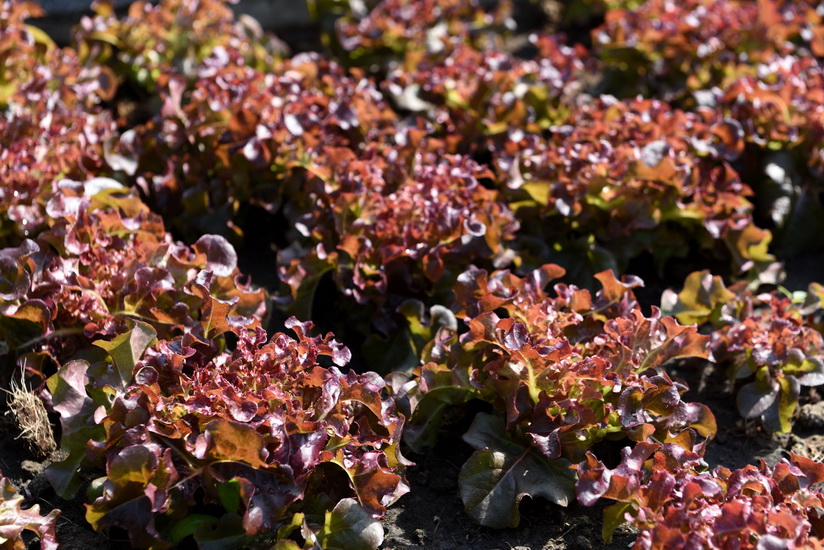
[5, 369, 57, 459]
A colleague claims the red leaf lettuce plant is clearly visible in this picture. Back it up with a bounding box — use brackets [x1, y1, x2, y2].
[495, 96, 772, 276]
[52, 316, 408, 549]
[279, 147, 519, 326]
[0, 472, 59, 549]
[663, 270, 824, 432]
[594, 0, 824, 98]
[712, 53, 824, 256]
[75, 0, 285, 92]
[0, 0, 118, 245]
[714, 53, 824, 236]
[104, 50, 398, 241]
[383, 34, 591, 152]
[322, 0, 515, 70]
[593, 0, 824, 257]
[401, 264, 716, 528]
[0, 181, 266, 368]
[315, 0, 593, 153]
[718, 54, 824, 159]
[578, 442, 824, 549]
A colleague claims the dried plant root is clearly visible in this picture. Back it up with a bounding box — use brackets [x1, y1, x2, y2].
[5, 372, 56, 459]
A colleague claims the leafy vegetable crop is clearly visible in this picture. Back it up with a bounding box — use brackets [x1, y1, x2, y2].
[0, 472, 58, 549]
[67, 319, 408, 548]
[496, 97, 771, 275]
[402, 264, 716, 527]
[2, 0, 824, 547]
[102, 52, 399, 241]
[316, 0, 516, 72]
[0, 183, 266, 369]
[578, 442, 824, 549]
[0, 2, 117, 245]
[280, 149, 519, 325]
[75, 0, 284, 92]
[594, 0, 824, 98]
[664, 271, 824, 432]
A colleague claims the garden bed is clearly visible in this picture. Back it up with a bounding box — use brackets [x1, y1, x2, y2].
[2, 0, 824, 548]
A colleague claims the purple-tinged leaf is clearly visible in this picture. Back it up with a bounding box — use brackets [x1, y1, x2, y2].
[499, 319, 529, 351]
[737, 380, 779, 419]
[0, 240, 37, 301]
[194, 235, 238, 278]
[94, 322, 157, 390]
[459, 413, 574, 527]
[311, 498, 384, 550]
[795, 357, 824, 387]
[0, 475, 60, 550]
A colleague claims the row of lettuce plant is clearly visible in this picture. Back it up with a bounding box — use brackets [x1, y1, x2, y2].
[1, 0, 824, 548]
[79, 0, 822, 300]
[0, 182, 408, 547]
[0, 1, 117, 246]
[63, 0, 778, 346]
[5, 0, 820, 276]
[578, 443, 824, 549]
